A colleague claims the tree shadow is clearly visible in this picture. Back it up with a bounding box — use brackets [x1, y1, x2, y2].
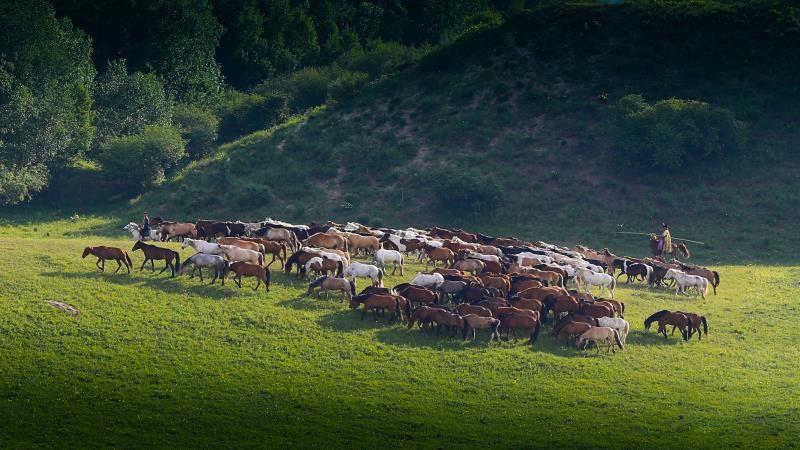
[275, 294, 347, 312]
[41, 270, 233, 298]
[625, 329, 682, 346]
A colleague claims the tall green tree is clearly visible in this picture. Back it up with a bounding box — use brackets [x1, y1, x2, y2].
[0, 0, 94, 205]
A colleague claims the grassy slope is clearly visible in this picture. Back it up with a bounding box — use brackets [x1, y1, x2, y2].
[1, 236, 799, 447]
[99, 1, 796, 265]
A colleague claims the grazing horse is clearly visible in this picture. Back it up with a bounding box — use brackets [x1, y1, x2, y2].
[577, 327, 624, 353]
[228, 261, 270, 292]
[674, 311, 708, 340]
[425, 246, 455, 268]
[240, 238, 287, 268]
[397, 285, 439, 306]
[407, 305, 446, 329]
[131, 241, 180, 277]
[450, 259, 485, 276]
[438, 280, 467, 303]
[160, 222, 197, 242]
[679, 264, 720, 295]
[350, 293, 403, 321]
[664, 269, 709, 299]
[182, 238, 222, 255]
[343, 262, 384, 287]
[556, 321, 592, 346]
[341, 233, 380, 256]
[430, 310, 465, 338]
[306, 276, 355, 301]
[644, 310, 691, 341]
[410, 272, 445, 289]
[285, 250, 319, 277]
[179, 253, 229, 284]
[551, 313, 598, 337]
[216, 237, 264, 255]
[304, 257, 343, 279]
[255, 227, 301, 252]
[372, 249, 404, 275]
[597, 317, 630, 345]
[498, 312, 541, 346]
[304, 233, 348, 251]
[461, 314, 501, 341]
[82, 246, 132, 274]
[575, 267, 616, 298]
[616, 261, 652, 284]
[218, 244, 263, 266]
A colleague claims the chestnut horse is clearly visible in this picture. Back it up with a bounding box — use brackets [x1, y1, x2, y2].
[82, 246, 132, 274]
[131, 241, 180, 277]
[228, 261, 270, 292]
[644, 310, 691, 341]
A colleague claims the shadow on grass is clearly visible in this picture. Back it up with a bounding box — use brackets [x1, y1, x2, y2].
[41, 270, 234, 298]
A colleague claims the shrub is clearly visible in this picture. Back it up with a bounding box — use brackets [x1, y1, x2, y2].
[429, 167, 503, 214]
[217, 90, 289, 142]
[172, 104, 218, 160]
[338, 41, 421, 79]
[328, 71, 369, 103]
[611, 95, 747, 171]
[96, 124, 185, 195]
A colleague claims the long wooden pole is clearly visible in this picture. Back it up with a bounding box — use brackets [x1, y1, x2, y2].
[613, 231, 706, 245]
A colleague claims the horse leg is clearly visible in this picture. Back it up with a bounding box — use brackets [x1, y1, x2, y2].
[236, 275, 242, 288]
[140, 259, 147, 272]
[267, 254, 275, 268]
[254, 279, 260, 291]
[159, 260, 169, 274]
[114, 259, 122, 273]
[150, 259, 155, 272]
[198, 268, 204, 282]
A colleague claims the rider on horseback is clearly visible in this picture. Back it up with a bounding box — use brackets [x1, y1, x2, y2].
[658, 223, 672, 254]
[141, 212, 150, 241]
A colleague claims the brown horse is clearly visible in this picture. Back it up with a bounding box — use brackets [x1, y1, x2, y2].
[131, 241, 180, 277]
[546, 294, 580, 321]
[306, 276, 355, 301]
[240, 238, 287, 268]
[551, 312, 599, 337]
[228, 261, 270, 292]
[216, 237, 264, 255]
[305, 233, 348, 251]
[674, 311, 709, 340]
[644, 310, 691, 341]
[454, 304, 492, 318]
[650, 235, 691, 260]
[425, 247, 455, 268]
[82, 246, 132, 274]
[556, 322, 592, 346]
[678, 263, 720, 295]
[479, 275, 511, 297]
[397, 285, 439, 306]
[160, 222, 197, 242]
[430, 310, 464, 337]
[407, 305, 450, 329]
[350, 294, 402, 321]
[450, 259, 485, 275]
[497, 312, 541, 346]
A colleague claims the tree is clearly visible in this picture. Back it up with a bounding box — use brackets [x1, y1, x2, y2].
[93, 60, 173, 147]
[0, 0, 94, 204]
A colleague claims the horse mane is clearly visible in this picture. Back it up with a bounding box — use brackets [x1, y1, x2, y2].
[644, 309, 670, 327]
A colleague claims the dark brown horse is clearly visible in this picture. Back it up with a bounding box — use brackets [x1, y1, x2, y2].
[674, 311, 709, 340]
[228, 261, 270, 292]
[82, 246, 132, 274]
[497, 312, 541, 346]
[131, 241, 180, 277]
[644, 310, 691, 341]
[650, 235, 691, 260]
[397, 285, 440, 306]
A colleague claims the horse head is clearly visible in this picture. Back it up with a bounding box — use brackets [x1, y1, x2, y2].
[81, 247, 92, 258]
[132, 241, 143, 252]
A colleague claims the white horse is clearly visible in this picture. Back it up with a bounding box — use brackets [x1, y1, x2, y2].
[182, 238, 222, 255]
[372, 249, 404, 275]
[179, 253, 229, 284]
[575, 266, 616, 298]
[597, 317, 630, 345]
[342, 262, 384, 287]
[664, 269, 709, 299]
[123, 222, 161, 241]
[464, 252, 500, 263]
[218, 244, 263, 266]
[410, 272, 445, 289]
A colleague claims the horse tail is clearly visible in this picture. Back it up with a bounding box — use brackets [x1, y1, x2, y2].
[701, 316, 708, 335]
[174, 250, 180, 269]
[713, 271, 720, 291]
[613, 329, 624, 350]
[610, 276, 616, 292]
[405, 297, 412, 321]
[462, 321, 470, 341]
[378, 268, 384, 285]
[644, 310, 670, 329]
[336, 261, 344, 277]
[258, 253, 264, 266]
[281, 244, 287, 263]
[264, 266, 270, 288]
[348, 279, 356, 297]
[125, 252, 132, 268]
[679, 243, 690, 259]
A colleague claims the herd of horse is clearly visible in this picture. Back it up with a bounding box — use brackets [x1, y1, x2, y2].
[83, 217, 715, 353]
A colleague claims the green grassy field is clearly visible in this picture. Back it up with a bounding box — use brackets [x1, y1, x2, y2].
[2, 231, 798, 447]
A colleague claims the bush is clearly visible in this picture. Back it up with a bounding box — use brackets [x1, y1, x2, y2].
[338, 41, 421, 79]
[429, 167, 503, 214]
[172, 104, 218, 160]
[93, 60, 173, 147]
[284, 67, 332, 111]
[328, 70, 369, 103]
[611, 95, 747, 171]
[96, 124, 185, 195]
[217, 90, 289, 142]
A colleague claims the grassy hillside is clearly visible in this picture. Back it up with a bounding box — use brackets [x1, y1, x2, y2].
[1, 236, 799, 447]
[7, 2, 800, 263]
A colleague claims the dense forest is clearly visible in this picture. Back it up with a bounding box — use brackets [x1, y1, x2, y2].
[0, 0, 503, 204]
